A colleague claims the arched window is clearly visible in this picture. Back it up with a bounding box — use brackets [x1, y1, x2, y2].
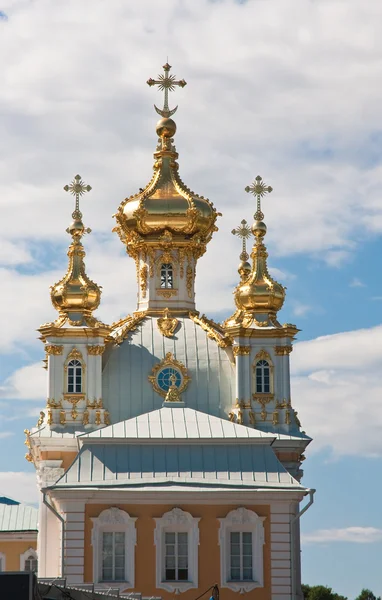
[67, 359, 82, 393]
[160, 264, 173, 289]
[255, 360, 270, 393]
[20, 548, 38, 573]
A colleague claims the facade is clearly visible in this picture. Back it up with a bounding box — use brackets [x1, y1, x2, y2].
[0, 497, 38, 573]
[24, 63, 313, 599]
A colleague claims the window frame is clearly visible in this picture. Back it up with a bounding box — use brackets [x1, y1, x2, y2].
[253, 350, 274, 397]
[219, 508, 265, 593]
[67, 359, 82, 394]
[91, 507, 137, 590]
[154, 508, 200, 593]
[20, 547, 38, 573]
[255, 359, 271, 394]
[160, 263, 174, 289]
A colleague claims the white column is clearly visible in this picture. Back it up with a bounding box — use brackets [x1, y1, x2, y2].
[270, 502, 292, 599]
[62, 500, 86, 585]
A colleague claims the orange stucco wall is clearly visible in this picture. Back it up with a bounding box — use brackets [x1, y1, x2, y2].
[0, 538, 37, 571]
[40, 451, 78, 470]
[84, 503, 271, 600]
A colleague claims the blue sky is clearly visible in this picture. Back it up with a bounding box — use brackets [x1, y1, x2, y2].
[1, 1, 382, 598]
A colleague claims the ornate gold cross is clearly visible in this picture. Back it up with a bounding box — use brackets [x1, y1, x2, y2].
[245, 175, 273, 221]
[231, 219, 252, 261]
[147, 63, 187, 118]
[64, 174, 92, 220]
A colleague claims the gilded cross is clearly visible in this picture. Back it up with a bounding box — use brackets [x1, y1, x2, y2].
[147, 63, 187, 118]
[245, 175, 273, 221]
[64, 174, 92, 220]
[231, 219, 252, 261]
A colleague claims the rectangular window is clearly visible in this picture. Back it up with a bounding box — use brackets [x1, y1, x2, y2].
[230, 532, 253, 581]
[102, 532, 125, 581]
[165, 531, 188, 581]
[160, 264, 173, 289]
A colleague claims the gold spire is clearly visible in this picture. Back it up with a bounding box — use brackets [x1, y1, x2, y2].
[225, 176, 285, 329]
[114, 63, 220, 262]
[49, 175, 102, 327]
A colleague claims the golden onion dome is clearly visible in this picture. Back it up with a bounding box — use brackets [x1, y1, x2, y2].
[225, 176, 286, 329]
[114, 64, 220, 259]
[49, 175, 102, 327]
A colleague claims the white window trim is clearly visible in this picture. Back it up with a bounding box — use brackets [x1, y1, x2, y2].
[0, 551, 6, 572]
[91, 507, 137, 590]
[20, 547, 38, 572]
[154, 507, 200, 594]
[219, 507, 265, 593]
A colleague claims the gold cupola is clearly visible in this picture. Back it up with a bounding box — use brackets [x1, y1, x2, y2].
[49, 175, 102, 327]
[225, 176, 286, 329]
[114, 63, 220, 262]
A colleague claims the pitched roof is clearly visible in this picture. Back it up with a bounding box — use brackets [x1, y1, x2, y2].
[79, 406, 276, 444]
[0, 502, 38, 532]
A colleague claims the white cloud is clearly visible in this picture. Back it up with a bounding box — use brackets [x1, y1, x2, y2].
[0, 471, 39, 505]
[0, 431, 14, 439]
[292, 302, 313, 317]
[350, 277, 366, 288]
[302, 527, 382, 545]
[0, 362, 46, 400]
[292, 324, 382, 457]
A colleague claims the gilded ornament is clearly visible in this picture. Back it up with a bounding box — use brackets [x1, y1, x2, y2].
[237, 409, 243, 425]
[149, 352, 191, 398]
[248, 410, 256, 425]
[64, 348, 85, 371]
[71, 407, 78, 420]
[294, 410, 301, 428]
[299, 454, 306, 462]
[147, 62, 187, 119]
[59, 410, 66, 425]
[157, 308, 179, 338]
[228, 411, 236, 423]
[111, 312, 146, 345]
[25, 453, 33, 463]
[104, 410, 110, 425]
[253, 395, 272, 408]
[165, 374, 183, 403]
[42, 356, 48, 370]
[47, 410, 53, 425]
[87, 345, 105, 355]
[140, 265, 148, 298]
[186, 265, 193, 298]
[255, 349, 271, 361]
[276, 399, 291, 409]
[46, 399, 61, 409]
[233, 345, 251, 356]
[157, 288, 177, 299]
[189, 311, 232, 348]
[261, 408, 267, 421]
[285, 410, 291, 425]
[95, 410, 101, 425]
[272, 410, 279, 425]
[82, 409, 89, 425]
[37, 411, 45, 427]
[275, 345, 293, 356]
[45, 345, 63, 355]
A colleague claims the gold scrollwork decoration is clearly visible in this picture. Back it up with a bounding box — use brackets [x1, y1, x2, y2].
[140, 265, 148, 298]
[37, 411, 45, 427]
[186, 265, 193, 298]
[157, 308, 179, 338]
[233, 345, 251, 356]
[45, 344, 63, 355]
[189, 311, 232, 348]
[275, 345, 293, 356]
[157, 288, 178, 299]
[87, 345, 105, 355]
[255, 349, 271, 361]
[148, 352, 191, 398]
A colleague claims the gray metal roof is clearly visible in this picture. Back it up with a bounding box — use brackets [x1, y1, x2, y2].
[0, 502, 38, 532]
[79, 407, 276, 443]
[102, 316, 235, 422]
[54, 442, 302, 490]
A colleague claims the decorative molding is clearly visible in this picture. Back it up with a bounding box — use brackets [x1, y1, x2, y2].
[36, 466, 65, 488]
[186, 265, 193, 298]
[148, 352, 191, 398]
[254, 349, 271, 361]
[219, 508, 265, 593]
[233, 345, 251, 356]
[87, 345, 105, 355]
[189, 311, 232, 348]
[140, 265, 148, 298]
[154, 508, 200, 594]
[45, 344, 63, 355]
[91, 508, 137, 589]
[274, 345, 293, 356]
[157, 309, 179, 338]
[64, 347, 85, 372]
[157, 288, 178, 299]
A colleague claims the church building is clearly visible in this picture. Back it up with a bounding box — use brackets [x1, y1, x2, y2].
[24, 63, 313, 600]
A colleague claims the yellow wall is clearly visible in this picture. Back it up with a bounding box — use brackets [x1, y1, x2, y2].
[85, 503, 271, 600]
[0, 538, 37, 571]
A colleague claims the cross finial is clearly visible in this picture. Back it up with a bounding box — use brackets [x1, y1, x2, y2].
[147, 63, 187, 118]
[64, 174, 92, 220]
[245, 175, 273, 221]
[232, 219, 252, 261]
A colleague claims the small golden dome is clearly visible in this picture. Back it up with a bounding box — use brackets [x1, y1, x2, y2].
[156, 117, 176, 138]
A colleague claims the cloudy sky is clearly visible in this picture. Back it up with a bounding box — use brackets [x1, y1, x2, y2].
[1, 0, 382, 596]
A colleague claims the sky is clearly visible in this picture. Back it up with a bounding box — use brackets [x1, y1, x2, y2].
[0, 0, 381, 597]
